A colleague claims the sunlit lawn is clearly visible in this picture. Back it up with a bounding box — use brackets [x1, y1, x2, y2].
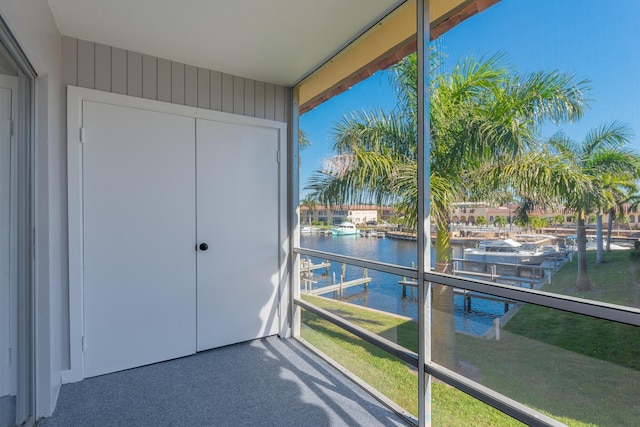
[301, 294, 524, 426]
[300, 250, 640, 426]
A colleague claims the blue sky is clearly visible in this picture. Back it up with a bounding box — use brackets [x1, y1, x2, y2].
[300, 0, 640, 196]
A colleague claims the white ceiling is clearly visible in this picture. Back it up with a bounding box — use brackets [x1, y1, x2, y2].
[47, 0, 405, 86]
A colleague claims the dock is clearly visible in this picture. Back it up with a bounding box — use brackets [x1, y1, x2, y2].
[300, 258, 330, 277]
[308, 277, 373, 296]
[450, 253, 569, 289]
[301, 260, 373, 296]
[385, 231, 417, 241]
[396, 279, 516, 313]
[360, 230, 386, 238]
[300, 249, 569, 315]
[450, 269, 542, 289]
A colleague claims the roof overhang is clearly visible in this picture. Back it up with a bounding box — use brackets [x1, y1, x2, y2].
[298, 0, 499, 113]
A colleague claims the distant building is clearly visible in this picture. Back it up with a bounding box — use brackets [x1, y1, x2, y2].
[379, 206, 397, 222]
[301, 205, 378, 225]
[450, 202, 639, 228]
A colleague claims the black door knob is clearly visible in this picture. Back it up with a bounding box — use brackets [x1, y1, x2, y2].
[199, 243, 209, 251]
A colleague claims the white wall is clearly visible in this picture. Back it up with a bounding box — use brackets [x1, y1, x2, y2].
[0, 0, 64, 418]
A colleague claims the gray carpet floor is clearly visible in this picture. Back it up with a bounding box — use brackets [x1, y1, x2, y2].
[0, 395, 15, 427]
[39, 336, 411, 427]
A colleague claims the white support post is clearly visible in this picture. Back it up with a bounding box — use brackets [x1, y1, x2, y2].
[417, 1, 431, 425]
[290, 86, 301, 338]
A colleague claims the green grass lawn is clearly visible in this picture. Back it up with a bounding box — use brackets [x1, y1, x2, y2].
[301, 295, 524, 426]
[546, 250, 640, 307]
[300, 250, 640, 426]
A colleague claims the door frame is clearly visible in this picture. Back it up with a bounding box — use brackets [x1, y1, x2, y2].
[64, 86, 289, 382]
[0, 14, 37, 425]
[0, 74, 18, 398]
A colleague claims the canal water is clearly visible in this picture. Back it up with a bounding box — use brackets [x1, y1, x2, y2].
[301, 233, 510, 336]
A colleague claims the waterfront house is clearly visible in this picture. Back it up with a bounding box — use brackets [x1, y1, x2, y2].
[301, 204, 379, 226]
[1, 1, 638, 426]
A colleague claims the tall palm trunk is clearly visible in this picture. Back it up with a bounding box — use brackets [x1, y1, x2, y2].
[576, 210, 591, 291]
[595, 213, 604, 263]
[431, 214, 456, 370]
[606, 207, 614, 252]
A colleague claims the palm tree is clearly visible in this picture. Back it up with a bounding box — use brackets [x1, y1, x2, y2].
[476, 215, 489, 227]
[530, 217, 548, 233]
[602, 178, 639, 253]
[300, 195, 317, 225]
[299, 129, 311, 150]
[546, 122, 640, 289]
[493, 215, 507, 233]
[616, 212, 630, 234]
[306, 52, 588, 368]
[298, 129, 312, 169]
[552, 214, 565, 232]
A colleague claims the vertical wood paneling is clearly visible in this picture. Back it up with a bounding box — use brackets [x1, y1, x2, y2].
[254, 81, 265, 119]
[94, 44, 112, 92]
[244, 79, 255, 117]
[284, 87, 292, 124]
[127, 52, 143, 97]
[142, 55, 157, 100]
[197, 68, 210, 109]
[233, 76, 244, 115]
[111, 48, 127, 94]
[185, 65, 198, 107]
[61, 36, 77, 85]
[171, 62, 185, 105]
[210, 71, 222, 111]
[221, 73, 233, 113]
[77, 39, 94, 88]
[157, 58, 172, 102]
[265, 83, 275, 120]
[274, 86, 285, 122]
[63, 37, 289, 123]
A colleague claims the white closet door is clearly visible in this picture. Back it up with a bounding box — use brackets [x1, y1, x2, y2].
[196, 119, 280, 351]
[82, 101, 196, 378]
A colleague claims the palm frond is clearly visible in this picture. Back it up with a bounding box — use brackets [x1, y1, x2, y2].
[583, 121, 633, 154]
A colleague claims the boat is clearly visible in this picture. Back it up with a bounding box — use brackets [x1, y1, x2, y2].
[464, 239, 547, 265]
[331, 221, 359, 236]
[300, 225, 314, 234]
[538, 244, 563, 257]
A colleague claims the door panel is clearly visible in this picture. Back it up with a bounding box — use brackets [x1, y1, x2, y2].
[196, 119, 280, 351]
[82, 101, 196, 377]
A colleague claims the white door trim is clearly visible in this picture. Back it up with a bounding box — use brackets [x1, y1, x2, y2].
[64, 86, 288, 383]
